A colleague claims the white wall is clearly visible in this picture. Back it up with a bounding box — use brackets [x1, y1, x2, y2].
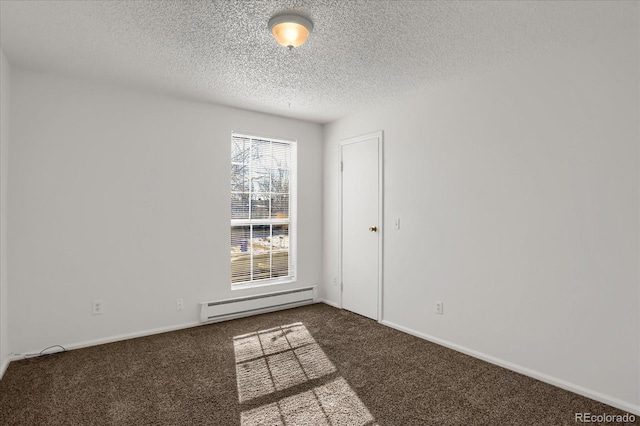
[323, 25, 639, 412]
[0, 49, 10, 377]
[8, 69, 323, 355]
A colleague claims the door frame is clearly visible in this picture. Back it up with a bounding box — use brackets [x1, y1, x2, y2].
[338, 130, 384, 321]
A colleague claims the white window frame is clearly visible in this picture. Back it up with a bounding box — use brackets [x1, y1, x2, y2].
[230, 132, 297, 289]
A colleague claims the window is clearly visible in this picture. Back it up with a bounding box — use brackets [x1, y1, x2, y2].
[231, 133, 296, 287]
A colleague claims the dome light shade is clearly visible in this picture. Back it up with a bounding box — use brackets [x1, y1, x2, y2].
[268, 14, 313, 49]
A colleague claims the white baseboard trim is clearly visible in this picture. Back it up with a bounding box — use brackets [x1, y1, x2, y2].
[8, 301, 326, 364]
[12, 321, 202, 361]
[381, 320, 640, 416]
[0, 358, 9, 380]
[319, 298, 340, 308]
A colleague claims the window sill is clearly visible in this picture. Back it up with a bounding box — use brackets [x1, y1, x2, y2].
[231, 277, 297, 291]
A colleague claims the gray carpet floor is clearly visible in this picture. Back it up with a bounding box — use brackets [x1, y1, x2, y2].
[0, 303, 637, 425]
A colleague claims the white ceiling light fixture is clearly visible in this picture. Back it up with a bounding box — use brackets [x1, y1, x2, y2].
[268, 14, 313, 49]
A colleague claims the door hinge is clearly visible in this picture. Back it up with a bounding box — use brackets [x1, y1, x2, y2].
[341, 282, 343, 292]
[340, 161, 343, 172]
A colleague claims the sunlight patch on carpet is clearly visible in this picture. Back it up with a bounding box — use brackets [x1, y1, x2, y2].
[234, 323, 336, 402]
[234, 323, 377, 426]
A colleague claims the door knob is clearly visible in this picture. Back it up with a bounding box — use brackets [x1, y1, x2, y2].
[369, 226, 377, 232]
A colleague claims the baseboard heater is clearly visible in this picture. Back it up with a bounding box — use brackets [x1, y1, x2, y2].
[200, 286, 316, 323]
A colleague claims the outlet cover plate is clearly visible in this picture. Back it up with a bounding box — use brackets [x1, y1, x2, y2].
[92, 299, 104, 315]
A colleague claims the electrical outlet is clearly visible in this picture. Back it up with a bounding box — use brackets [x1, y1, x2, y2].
[92, 299, 104, 315]
[333, 277, 338, 286]
[176, 298, 184, 311]
[436, 301, 443, 315]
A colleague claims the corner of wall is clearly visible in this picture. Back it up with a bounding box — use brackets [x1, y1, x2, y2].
[0, 48, 11, 379]
[320, 121, 340, 307]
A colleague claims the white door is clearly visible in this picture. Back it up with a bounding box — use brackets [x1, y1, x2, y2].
[341, 132, 382, 320]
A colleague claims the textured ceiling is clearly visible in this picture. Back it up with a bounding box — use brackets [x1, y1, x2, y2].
[0, 1, 636, 123]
